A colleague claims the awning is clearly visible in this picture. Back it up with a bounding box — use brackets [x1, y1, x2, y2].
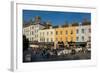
[29, 44, 39, 48]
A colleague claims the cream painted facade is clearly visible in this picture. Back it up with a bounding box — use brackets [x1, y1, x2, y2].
[38, 27, 55, 42]
[23, 16, 45, 42]
[23, 24, 91, 43]
[31, 24, 44, 41]
[23, 25, 32, 41]
[23, 24, 44, 42]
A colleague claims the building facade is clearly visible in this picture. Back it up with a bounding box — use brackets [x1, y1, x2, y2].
[67, 26, 77, 42]
[23, 16, 91, 49]
[23, 25, 32, 41]
[23, 16, 45, 42]
[54, 26, 76, 44]
[55, 27, 67, 45]
[76, 24, 91, 42]
[31, 24, 44, 42]
[38, 27, 55, 42]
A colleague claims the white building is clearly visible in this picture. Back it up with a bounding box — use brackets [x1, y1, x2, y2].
[23, 16, 45, 42]
[23, 24, 31, 41]
[76, 24, 91, 42]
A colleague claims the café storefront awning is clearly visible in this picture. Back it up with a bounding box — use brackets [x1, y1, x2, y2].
[67, 42, 87, 47]
[30, 42, 54, 46]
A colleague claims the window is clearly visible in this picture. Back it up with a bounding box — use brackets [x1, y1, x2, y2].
[89, 36, 91, 41]
[71, 30, 73, 34]
[89, 28, 91, 33]
[76, 37, 79, 41]
[44, 38, 45, 42]
[51, 38, 53, 42]
[60, 31, 62, 35]
[51, 31, 53, 35]
[47, 32, 49, 35]
[82, 29, 85, 33]
[56, 31, 58, 35]
[32, 37, 33, 41]
[32, 31, 34, 35]
[76, 29, 79, 34]
[40, 38, 42, 42]
[66, 31, 68, 35]
[82, 36, 84, 41]
[32, 37, 34, 41]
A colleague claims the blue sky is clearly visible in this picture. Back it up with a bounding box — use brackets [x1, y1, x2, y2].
[23, 10, 91, 26]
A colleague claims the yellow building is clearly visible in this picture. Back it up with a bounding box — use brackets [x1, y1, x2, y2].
[55, 27, 67, 44]
[54, 25, 76, 48]
[67, 26, 76, 42]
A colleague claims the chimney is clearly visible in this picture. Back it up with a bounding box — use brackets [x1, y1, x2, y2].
[34, 16, 41, 24]
[50, 26, 52, 29]
[58, 25, 62, 28]
[79, 22, 82, 26]
[68, 24, 72, 27]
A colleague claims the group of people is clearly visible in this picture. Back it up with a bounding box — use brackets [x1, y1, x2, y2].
[23, 45, 90, 62]
[23, 47, 58, 62]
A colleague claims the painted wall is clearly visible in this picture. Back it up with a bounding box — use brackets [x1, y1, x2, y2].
[76, 25, 91, 42]
[38, 28, 55, 42]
